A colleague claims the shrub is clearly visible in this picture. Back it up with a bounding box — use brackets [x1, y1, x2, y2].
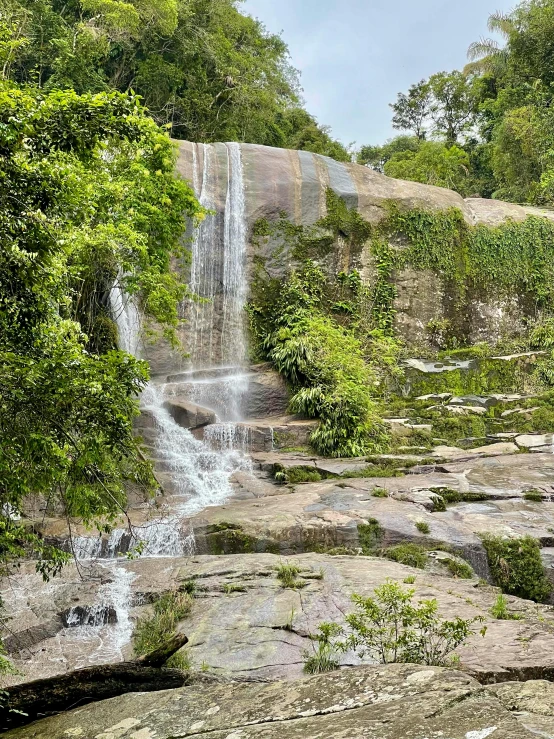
[133, 590, 193, 663]
[255, 262, 389, 458]
[275, 465, 323, 484]
[306, 581, 483, 668]
[481, 534, 551, 603]
[524, 489, 543, 502]
[385, 543, 428, 569]
[372, 487, 389, 498]
[358, 519, 384, 554]
[276, 564, 305, 589]
[490, 594, 523, 620]
[415, 521, 430, 535]
[444, 558, 473, 579]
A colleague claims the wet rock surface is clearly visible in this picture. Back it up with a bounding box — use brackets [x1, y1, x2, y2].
[3, 663, 539, 739]
[6, 552, 554, 686]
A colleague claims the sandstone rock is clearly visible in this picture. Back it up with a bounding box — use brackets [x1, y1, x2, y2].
[8, 550, 554, 689]
[415, 392, 452, 401]
[491, 680, 554, 737]
[430, 404, 488, 416]
[2, 663, 536, 739]
[61, 605, 117, 628]
[449, 395, 497, 408]
[465, 442, 518, 456]
[501, 407, 541, 418]
[142, 142, 554, 372]
[516, 434, 554, 448]
[243, 369, 291, 418]
[163, 399, 216, 430]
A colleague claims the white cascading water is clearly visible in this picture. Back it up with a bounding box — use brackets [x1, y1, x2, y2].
[36, 142, 253, 674]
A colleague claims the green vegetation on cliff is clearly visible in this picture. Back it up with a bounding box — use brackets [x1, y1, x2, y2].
[251, 186, 554, 456]
[0, 84, 202, 603]
[305, 581, 483, 672]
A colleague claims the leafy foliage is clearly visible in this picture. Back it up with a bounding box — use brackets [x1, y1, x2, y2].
[133, 590, 193, 667]
[0, 81, 202, 652]
[384, 141, 472, 196]
[481, 534, 552, 602]
[251, 260, 388, 457]
[361, 0, 554, 205]
[0, 0, 348, 159]
[306, 581, 482, 669]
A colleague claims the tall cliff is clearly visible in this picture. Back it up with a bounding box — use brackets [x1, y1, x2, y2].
[145, 141, 554, 373]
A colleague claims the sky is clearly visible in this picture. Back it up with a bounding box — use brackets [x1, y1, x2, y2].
[242, 0, 515, 148]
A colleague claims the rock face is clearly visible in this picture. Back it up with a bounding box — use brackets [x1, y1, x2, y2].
[8, 548, 554, 687]
[162, 399, 216, 430]
[144, 142, 554, 373]
[3, 664, 539, 738]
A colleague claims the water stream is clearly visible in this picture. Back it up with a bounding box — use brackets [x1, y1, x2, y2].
[19, 142, 253, 675]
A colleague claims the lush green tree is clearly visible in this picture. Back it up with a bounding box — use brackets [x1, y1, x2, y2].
[357, 136, 420, 171]
[0, 0, 346, 157]
[0, 80, 202, 589]
[390, 80, 431, 140]
[384, 141, 472, 195]
[427, 71, 478, 145]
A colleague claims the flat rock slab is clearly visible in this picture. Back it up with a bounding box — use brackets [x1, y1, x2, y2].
[7, 554, 554, 687]
[490, 680, 554, 737]
[3, 664, 537, 739]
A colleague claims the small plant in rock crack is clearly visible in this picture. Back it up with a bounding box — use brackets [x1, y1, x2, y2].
[133, 590, 193, 664]
[276, 563, 306, 589]
[415, 521, 430, 535]
[372, 487, 389, 498]
[490, 594, 523, 620]
[304, 580, 485, 671]
[303, 622, 342, 674]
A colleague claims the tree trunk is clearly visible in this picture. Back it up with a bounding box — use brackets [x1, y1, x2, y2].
[1, 634, 189, 731]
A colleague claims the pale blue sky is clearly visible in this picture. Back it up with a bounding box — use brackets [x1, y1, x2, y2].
[242, 0, 515, 148]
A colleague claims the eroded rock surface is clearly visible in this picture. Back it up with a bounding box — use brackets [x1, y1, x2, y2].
[6, 552, 554, 686]
[3, 664, 539, 739]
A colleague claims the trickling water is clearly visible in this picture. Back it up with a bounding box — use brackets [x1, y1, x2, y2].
[189, 143, 218, 364]
[205, 423, 253, 452]
[187, 143, 249, 371]
[109, 277, 141, 356]
[222, 142, 248, 366]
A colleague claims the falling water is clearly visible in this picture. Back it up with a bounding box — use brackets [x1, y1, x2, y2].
[222, 142, 248, 366]
[6, 143, 253, 681]
[187, 142, 249, 370]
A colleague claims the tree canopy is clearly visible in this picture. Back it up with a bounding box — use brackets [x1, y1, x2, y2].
[0, 0, 349, 159]
[361, 0, 554, 204]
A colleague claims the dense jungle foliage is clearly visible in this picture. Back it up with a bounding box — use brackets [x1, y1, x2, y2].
[359, 0, 554, 204]
[0, 0, 349, 159]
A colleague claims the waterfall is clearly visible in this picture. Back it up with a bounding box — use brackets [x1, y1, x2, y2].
[46, 143, 252, 676]
[222, 142, 248, 366]
[187, 142, 249, 370]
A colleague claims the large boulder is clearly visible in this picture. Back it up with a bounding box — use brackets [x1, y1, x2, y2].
[1, 663, 537, 738]
[143, 142, 554, 373]
[162, 398, 216, 430]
